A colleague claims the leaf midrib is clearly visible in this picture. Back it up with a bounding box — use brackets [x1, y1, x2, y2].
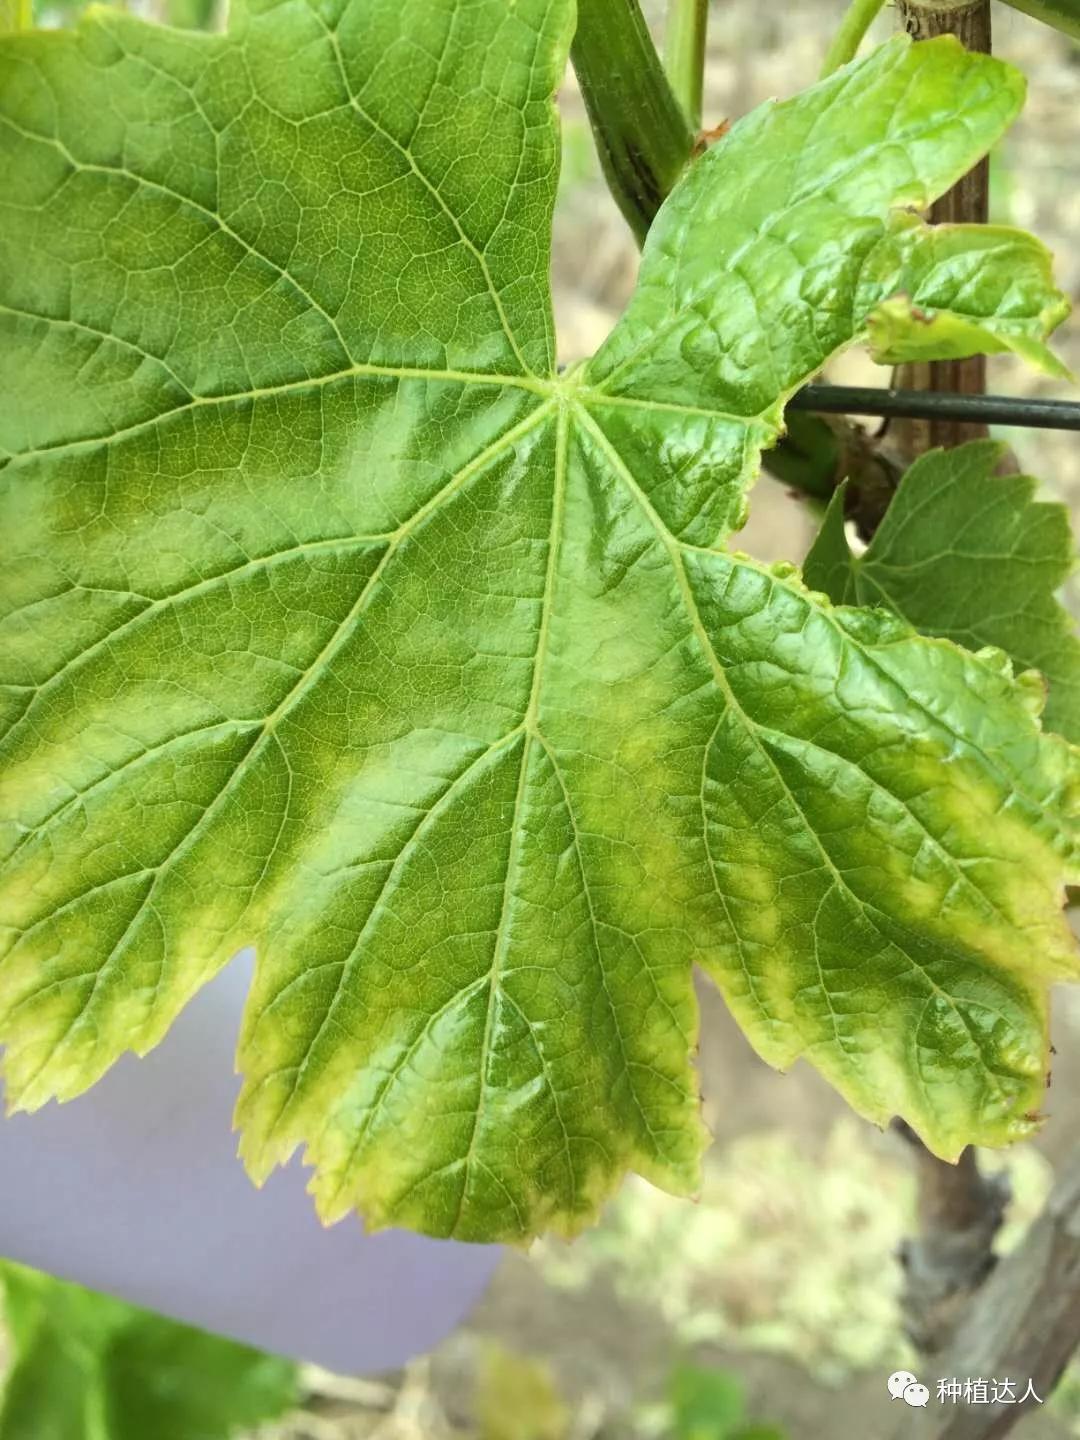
[576, 406, 1038, 1120]
[255, 403, 576, 1227]
[0, 358, 552, 467]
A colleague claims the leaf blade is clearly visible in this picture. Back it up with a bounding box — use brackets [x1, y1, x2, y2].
[1, 14, 1077, 1242]
[804, 441, 1080, 743]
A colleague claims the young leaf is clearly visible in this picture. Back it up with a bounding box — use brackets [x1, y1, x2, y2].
[0, 1262, 298, 1440]
[864, 224, 1072, 378]
[804, 442, 1080, 742]
[1, 9, 1077, 1242]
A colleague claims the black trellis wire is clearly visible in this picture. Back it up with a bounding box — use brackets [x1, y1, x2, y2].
[790, 385, 1080, 432]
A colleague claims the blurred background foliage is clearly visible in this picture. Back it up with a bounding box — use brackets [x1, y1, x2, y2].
[0, 1262, 299, 1440]
[2, 0, 1080, 1437]
[30, 0, 221, 30]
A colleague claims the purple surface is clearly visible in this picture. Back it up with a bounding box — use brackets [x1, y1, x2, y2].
[0, 950, 500, 1373]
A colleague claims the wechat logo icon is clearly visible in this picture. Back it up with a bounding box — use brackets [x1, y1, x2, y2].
[888, 1371, 930, 1407]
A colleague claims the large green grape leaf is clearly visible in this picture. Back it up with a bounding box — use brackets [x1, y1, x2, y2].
[1, 8, 1077, 1241]
[804, 441, 1080, 742]
[0, 1261, 298, 1440]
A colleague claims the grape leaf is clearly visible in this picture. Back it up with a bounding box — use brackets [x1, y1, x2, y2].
[864, 224, 1071, 378]
[1, 7, 1077, 1242]
[804, 441, 1080, 743]
[0, 1262, 298, 1440]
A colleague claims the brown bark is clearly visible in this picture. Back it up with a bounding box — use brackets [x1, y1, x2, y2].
[892, 0, 991, 453]
[898, 1146, 1080, 1439]
[892, 1122, 1010, 1356]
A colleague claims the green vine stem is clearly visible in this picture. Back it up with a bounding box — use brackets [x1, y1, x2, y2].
[821, 0, 890, 76]
[998, 0, 1080, 39]
[893, 0, 991, 453]
[571, 0, 694, 243]
[664, 0, 709, 129]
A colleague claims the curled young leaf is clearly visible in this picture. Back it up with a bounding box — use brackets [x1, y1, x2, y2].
[1, 7, 1076, 1241]
[864, 222, 1072, 377]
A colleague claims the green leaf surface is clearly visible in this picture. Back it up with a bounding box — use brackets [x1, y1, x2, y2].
[804, 441, 1080, 742]
[0, 1262, 297, 1440]
[864, 223, 1072, 377]
[998, 0, 1080, 43]
[1, 11, 1077, 1241]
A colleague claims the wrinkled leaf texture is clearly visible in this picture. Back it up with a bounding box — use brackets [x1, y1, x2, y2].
[1, 1, 1077, 1241]
[863, 224, 1070, 377]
